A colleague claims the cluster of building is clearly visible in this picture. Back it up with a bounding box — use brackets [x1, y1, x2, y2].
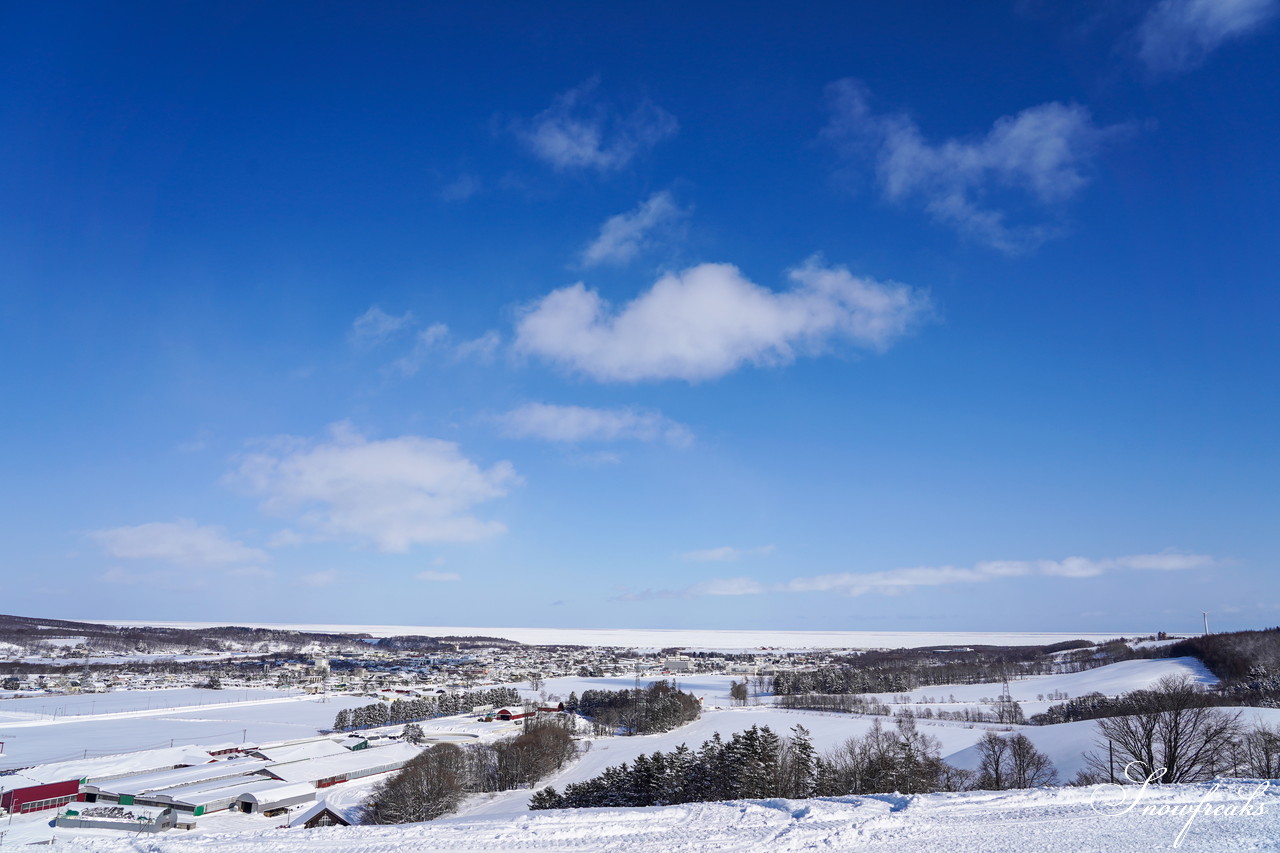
[0, 733, 424, 833]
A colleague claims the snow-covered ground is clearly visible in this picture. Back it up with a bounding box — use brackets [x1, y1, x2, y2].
[451, 705, 1015, 819]
[98, 620, 1145, 650]
[1, 656, 1273, 851]
[47, 781, 1280, 852]
[0, 692, 370, 770]
[0, 687, 292, 721]
[892, 657, 1217, 721]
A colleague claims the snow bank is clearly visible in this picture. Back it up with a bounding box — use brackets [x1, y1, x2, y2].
[54, 781, 1280, 852]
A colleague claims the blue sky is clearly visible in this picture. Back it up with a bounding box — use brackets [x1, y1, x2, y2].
[2, 1, 1277, 633]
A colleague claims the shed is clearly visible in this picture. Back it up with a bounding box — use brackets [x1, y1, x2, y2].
[287, 800, 353, 828]
[233, 780, 316, 813]
[265, 742, 421, 787]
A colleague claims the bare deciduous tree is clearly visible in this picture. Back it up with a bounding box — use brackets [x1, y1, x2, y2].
[1085, 675, 1242, 783]
[1237, 722, 1280, 778]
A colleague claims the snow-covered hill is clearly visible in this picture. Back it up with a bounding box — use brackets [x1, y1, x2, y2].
[58, 782, 1280, 852]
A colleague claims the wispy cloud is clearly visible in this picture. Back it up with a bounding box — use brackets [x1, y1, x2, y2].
[389, 323, 450, 377]
[614, 576, 764, 601]
[514, 257, 930, 382]
[823, 79, 1128, 253]
[351, 306, 415, 348]
[782, 552, 1217, 595]
[625, 551, 1218, 600]
[454, 330, 502, 361]
[390, 325, 501, 377]
[92, 519, 267, 567]
[100, 567, 209, 590]
[496, 403, 693, 447]
[300, 569, 338, 588]
[227, 421, 519, 552]
[417, 569, 461, 582]
[680, 545, 775, 562]
[515, 77, 678, 172]
[1137, 0, 1276, 74]
[580, 191, 688, 267]
[439, 173, 481, 202]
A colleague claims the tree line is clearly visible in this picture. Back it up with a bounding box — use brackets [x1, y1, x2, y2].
[771, 642, 1116, 698]
[530, 715, 1059, 811]
[567, 681, 700, 736]
[362, 715, 577, 823]
[333, 687, 521, 730]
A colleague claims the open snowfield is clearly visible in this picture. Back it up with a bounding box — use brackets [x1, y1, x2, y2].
[0, 692, 369, 770]
[3, 658, 1275, 851]
[97, 620, 1145, 650]
[453, 704, 1012, 819]
[48, 781, 1280, 852]
[895, 657, 1217, 721]
[0, 687, 292, 720]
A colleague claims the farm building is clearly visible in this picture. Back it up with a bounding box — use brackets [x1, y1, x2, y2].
[2, 745, 219, 815]
[1, 773, 79, 814]
[264, 741, 422, 787]
[251, 739, 349, 764]
[493, 703, 564, 721]
[232, 780, 316, 814]
[56, 803, 188, 833]
[20, 745, 217, 786]
[81, 756, 271, 813]
[288, 801, 352, 828]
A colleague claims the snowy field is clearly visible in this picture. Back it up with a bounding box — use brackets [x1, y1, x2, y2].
[49, 781, 1280, 852]
[97, 620, 1144, 650]
[0, 687, 292, 720]
[5, 657, 1278, 851]
[456, 705, 1010, 819]
[5, 652, 258, 666]
[894, 657, 1217, 719]
[0, 692, 369, 770]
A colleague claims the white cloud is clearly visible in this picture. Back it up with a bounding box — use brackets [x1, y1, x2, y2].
[514, 257, 930, 382]
[680, 545, 775, 562]
[228, 422, 519, 553]
[92, 519, 267, 567]
[580, 191, 688, 267]
[784, 552, 1216, 595]
[228, 566, 276, 580]
[644, 550, 1217, 599]
[351, 306, 415, 348]
[300, 569, 338, 588]
[440, 173, 481, 202]
[390, 323, 450, 377]
[391, 326, 500, 376]
[455, 330, 502, 361]
[1137, 0, 1276, 73]
[824, 79, 1127, 253]
[783, 561, 1033, 596]
[417, 570, 461, 582]
[689, 577, 765, 596]
[496, 403, 693, 447]
[516, 78, 678, 172]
